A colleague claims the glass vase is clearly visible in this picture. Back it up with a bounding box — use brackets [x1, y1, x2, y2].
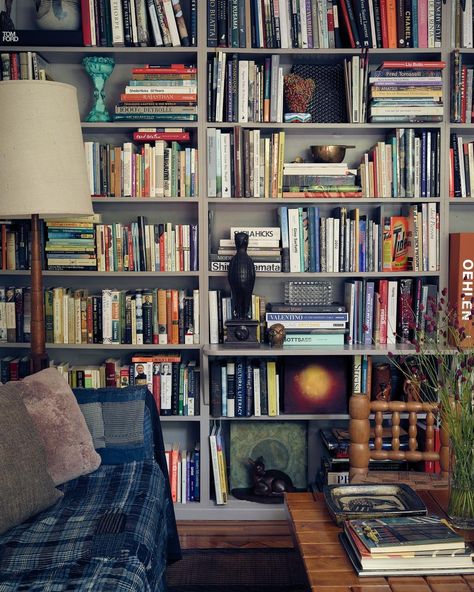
[82, 56, 115, 122]
[448, 447, 474, 530]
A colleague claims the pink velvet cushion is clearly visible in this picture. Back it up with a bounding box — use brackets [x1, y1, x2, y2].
[7, 368, 101, 485]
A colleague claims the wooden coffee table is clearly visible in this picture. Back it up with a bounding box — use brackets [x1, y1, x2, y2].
[285, 492, 474, 592]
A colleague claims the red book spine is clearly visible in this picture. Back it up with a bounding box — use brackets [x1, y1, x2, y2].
[152, 368, 161, 413]
[339, 0, 356, 48]
[9, 360, 19, 381]
[379, 61, 446, 69]
[10, 53, 19, 79]
[449, 148, 454, 198]
[87, 299, 93, 344]
[132, 67, 197, 74]
[80, 0, 93, 46]
[133, 132, 190, 141]
[105, 361, 117, 387]
[449, 233, 474, 348]
[379, 0, 389, 48]
[378, 279, 388, 344]
[127, 227, 135, 271]
[461, 65, 467, 124]
[385, 0, 397, 48]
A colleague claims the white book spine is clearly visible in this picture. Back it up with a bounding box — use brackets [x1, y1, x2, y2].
[352, 56, 360, 123]
[368, 0, 377, 47]
[146, 0, 164, 45]
[278, 0, 290, 47]
[428, 202, 437, 271]
[102, 289, 113, 344]
[221, 133, 231, 198]
[386, 281, 398, 345]
[333, 217, 340, 273]
[209, 430, 223, 504]
[299, 0, 308, 47]
[414, 138, 421, 198]
[457, 136, 467, 198]
[209, 291, 219, 343]
[253, 129, 260, 197]
[288, 208, 301, 272]
[129, 0, 139, 44]
[468, 142, 474, 196]
[207, 129, 217, 197]
[253, 367, 261, 416]
[193, 289, 200, 344]
[88, 0, 97, 45]
[238, 60, 249, 123]
[109, 0, 125, 46]
[162, 0, 181, 45]
[123, 142, 133, 197]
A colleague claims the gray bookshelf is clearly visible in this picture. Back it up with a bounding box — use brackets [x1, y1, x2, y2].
[0, 1, 470, 520]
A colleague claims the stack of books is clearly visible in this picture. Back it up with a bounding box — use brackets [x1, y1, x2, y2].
[114, 65, 197, 121]
[84, 132, 197, 198]
[207, 53, 283, 123]
[45, 217, 98, 271]
[207, 128, 285, 198]
[81, 0, 196, 47]
[368, 61, 445, 123]
[266, 303, 348, 347]
[210, 226, 282, 272]
[282, 162, 360, 199]
[316, 426, 408, 487]
[341, 515, 474, 577]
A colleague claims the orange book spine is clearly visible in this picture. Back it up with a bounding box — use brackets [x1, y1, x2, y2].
[449, 233, 474, 348]
[170, 446, 179, 502]
[152, 366, 161, 413]
[379, 0, 389, 48]
[158, 289, 168, 344]
[114, 147, 122, 197]
[166, 289, 173, 342]
[171, 289, 179, 344]
[120, 93, 197, 102]
[385, 0, 397, 48]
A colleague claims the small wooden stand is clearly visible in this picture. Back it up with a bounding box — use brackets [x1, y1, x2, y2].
[224, 320, 260, 347]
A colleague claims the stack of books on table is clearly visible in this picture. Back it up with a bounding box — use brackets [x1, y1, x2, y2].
[114, 65, 197, 121]
[341, 515, 474, 577]
[368, 61, 445, 123]
[282, 162, 361, 199]
[265, 303, 347, 347]
[210, 226, 282, 272]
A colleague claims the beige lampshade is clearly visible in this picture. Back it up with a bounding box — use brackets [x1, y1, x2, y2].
[0, 80, 93, 217]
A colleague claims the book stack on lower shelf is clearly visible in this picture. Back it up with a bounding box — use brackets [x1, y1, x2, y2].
[340, 515, 474, 577]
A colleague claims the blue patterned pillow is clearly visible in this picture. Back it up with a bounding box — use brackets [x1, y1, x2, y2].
[73, 386, 155, 464]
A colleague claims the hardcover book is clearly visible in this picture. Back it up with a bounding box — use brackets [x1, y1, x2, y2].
[449, 233, 474, 348]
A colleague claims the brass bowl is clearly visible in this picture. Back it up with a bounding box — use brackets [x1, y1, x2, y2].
[310, 145, 355, 164]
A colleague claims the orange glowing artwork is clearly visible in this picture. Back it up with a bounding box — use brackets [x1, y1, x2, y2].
[283, 357, 348, 414]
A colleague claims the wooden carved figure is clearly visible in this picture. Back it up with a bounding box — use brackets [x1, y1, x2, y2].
[249, 456, 295, 497]
[228, 232, 255, 320]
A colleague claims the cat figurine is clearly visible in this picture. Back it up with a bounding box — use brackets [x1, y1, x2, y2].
[249, 456, 295, 497]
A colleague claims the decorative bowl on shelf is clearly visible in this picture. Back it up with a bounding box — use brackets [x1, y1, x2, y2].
[310, 145, 355, 163]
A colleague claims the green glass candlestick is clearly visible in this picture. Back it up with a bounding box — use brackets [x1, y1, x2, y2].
[82, 56, 115, 122]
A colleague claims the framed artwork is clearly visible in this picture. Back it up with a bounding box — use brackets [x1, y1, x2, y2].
[283, 357, 348, 414]
[229, 421, 307, 490]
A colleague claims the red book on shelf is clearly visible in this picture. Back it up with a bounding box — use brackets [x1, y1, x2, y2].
[378, 279, 388, 345]
[461, 65, 467, 124]
[132, 67, 197, 74]
[338, 0, 356, 48]
[385, 0, 397, 48]
[378, 61, 446, 69]
[449, 148, 454, 198]
[80, 0, 93, 46]
[449, 233, 474, 348]
[379, 0, 389, 48]
[133, 131, 190, 141]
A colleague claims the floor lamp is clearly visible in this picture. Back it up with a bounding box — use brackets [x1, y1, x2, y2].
[0, 81, 93, 373]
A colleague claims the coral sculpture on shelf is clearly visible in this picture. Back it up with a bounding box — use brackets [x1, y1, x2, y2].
[283, 73, 315, 114]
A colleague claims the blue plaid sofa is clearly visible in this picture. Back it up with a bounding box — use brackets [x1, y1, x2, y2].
[0, 386, 181, 591]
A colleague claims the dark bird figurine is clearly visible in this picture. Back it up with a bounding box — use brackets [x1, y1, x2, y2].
[227, 232, 255, 320]
[249, 456, 295, 497]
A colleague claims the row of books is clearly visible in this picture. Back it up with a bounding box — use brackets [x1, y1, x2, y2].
[360, 129, 441, 199]
[81, 0, 196, 47]
[453, 0, 474, 49]
[207, 128, 285, 198]
[279, 204, 439, 274]
[0, 221, 30, 271]
[209, 423, 229, 504]
[43, 216, 199, 272]
[165, 442, 201, 503]
[0, 355, 31, 383]
[210, 358, 280, 417]
[207, 53, 284, 123]
[114, 65, 198, 121]
[368, 61, 445, 123]
[0, 51, 51, 80]
[94, 221, 199, 272]
[208, 0, 442, 49]
[344, 277, 437, 346]
[451, 51, 471, 124]
[84, 138, 198, 198]
[0, 286, 200, 346]
[450, 133, 474, 198]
